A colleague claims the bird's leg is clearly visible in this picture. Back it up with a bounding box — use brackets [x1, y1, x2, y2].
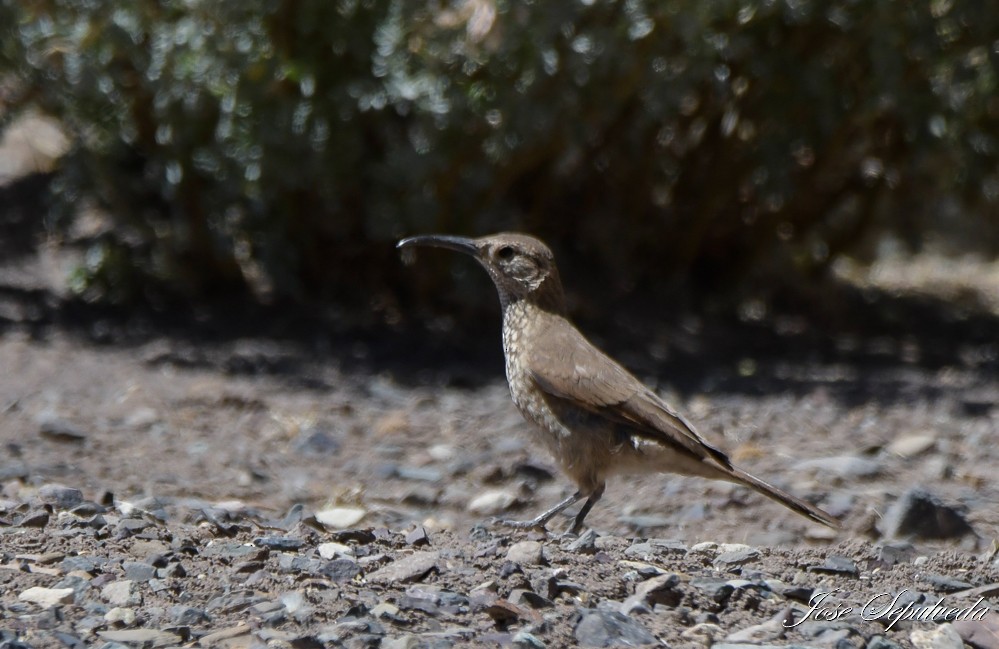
[495, 491, 584, 531]
[568, 484, 605, 535]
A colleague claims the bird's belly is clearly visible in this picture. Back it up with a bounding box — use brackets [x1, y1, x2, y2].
[505, 382, 620, 490]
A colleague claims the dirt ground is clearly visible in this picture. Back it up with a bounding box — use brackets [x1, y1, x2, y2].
[1, 233, 999, 648]
[1, 136, 999, 646]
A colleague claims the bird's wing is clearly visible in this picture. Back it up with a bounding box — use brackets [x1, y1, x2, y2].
[526, 321, 732, 467]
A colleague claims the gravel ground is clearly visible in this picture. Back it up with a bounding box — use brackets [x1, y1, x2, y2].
[1, 260, 999, 649]
[1, 154, 999, 645]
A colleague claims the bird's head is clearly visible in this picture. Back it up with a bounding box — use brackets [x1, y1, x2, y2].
[397, 232, 566, 312]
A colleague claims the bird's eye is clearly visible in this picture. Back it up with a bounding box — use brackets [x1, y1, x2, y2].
[496, 246, 515, 260]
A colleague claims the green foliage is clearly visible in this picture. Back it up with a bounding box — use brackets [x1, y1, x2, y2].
[2, 0, 998, 305]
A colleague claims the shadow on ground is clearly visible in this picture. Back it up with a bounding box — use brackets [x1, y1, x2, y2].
[0, 259, 995, 411]
[2, 172, 995, 408]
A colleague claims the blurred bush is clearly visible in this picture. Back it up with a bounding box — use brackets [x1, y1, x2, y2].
[1, 0, 997, 311]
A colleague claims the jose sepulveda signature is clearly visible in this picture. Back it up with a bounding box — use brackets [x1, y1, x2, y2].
[785, 589, 990, 631]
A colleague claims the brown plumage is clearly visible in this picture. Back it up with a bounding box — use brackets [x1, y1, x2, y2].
[398, 232, 838, 534]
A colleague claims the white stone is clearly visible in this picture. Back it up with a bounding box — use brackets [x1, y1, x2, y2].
[793, 455, 882, 478]
[104, 607, 137, 625]
[318, 542, 355, 559]
[467, 489, 516, 515]
[888, 434, 937, 458]
[315, 507, 366, 529]
[506, 540, 545, 566]
[18, 586, 75, 608]
[101, 579, 140, 607]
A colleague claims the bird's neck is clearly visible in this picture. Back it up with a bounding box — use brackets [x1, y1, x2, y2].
[533, 270, 568, 314]
[500, 279, 568, 360]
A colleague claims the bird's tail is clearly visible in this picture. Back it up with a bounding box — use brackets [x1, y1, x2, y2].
[729, 467, 839, 529]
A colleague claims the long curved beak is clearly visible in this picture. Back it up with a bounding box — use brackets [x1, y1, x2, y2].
[397, 234, 479, 258]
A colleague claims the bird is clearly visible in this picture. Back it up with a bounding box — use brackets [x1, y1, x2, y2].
[397, 232, 838, 534]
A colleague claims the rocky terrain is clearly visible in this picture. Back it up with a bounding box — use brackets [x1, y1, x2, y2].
[1, 273, 998, 649]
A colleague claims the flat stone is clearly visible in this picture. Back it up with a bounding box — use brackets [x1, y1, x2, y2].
[645, 538, 687, 554]
[123, 561, 157, 582]
[253, 535, 305, 551]
[887, 434, 937, 458]
[793, 455, 882, 479]
[574, 609, 657, 647]
[922, 573, 974, 593]
[38, 417, 88, 443]
[506, 541, 545, 566]
[315, 507, 367, 529]
[512, 630, 547, 649]
[715, 547, 760, 566]
[198, 625, 252, 646]
[807, 555, 858, 577]
[18, 586, 75, 608]
[318, 542, 355, 559]
[467, 489, 517, 515]
[97, 629, 181, 647]
[367, 551, 439, 585]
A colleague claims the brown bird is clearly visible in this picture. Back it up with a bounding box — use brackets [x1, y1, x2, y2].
[397, 233, 838, 534]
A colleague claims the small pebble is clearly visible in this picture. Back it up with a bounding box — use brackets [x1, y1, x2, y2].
[808, 555, 859, 577]
[104, 607, 137, 625]
[253, 535, 305, 551]
[367, 551, 439, 585]
[887, 433, 937, 458]
[318, 542, 355, 559]
[315, 507, 367, 529]
[793, 455, 882, 479]
[506, 541, 545, 566]
[714, 547, 760, 567]
[512, 630, 547, 649]
[468, 490, 517, 515]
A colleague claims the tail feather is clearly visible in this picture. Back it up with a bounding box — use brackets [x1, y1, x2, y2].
[729, 467, 839, 529]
